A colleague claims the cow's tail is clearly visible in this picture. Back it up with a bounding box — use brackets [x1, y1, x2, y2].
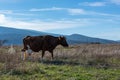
[21, 38, 28, 51]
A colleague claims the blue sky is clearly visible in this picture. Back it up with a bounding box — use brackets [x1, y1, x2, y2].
[0, 0, 120, 40]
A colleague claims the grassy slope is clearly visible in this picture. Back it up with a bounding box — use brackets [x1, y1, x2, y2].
[0, 44, 120, 80]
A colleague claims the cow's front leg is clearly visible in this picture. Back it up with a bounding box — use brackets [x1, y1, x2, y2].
[49, 50, 54, 61]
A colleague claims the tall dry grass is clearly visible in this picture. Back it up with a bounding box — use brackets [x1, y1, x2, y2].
[0, 44, 120, 74]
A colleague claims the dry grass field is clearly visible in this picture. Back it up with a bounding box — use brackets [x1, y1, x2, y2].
[0, 44, 120, 80]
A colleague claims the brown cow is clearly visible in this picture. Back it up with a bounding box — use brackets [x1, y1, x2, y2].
[21, 35, 68, 60]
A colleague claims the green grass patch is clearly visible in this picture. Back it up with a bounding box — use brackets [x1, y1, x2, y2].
[0, 62, 120, 80]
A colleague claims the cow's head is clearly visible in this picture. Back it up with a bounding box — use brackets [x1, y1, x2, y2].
[58, 36, 68, 47]
[21, 36, 33, 52]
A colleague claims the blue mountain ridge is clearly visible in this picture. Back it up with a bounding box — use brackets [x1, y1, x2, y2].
[0, 26, 118, 45]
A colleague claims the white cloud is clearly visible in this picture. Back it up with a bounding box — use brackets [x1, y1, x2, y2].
[0, 0, 20, 3]
[30, 7, 64, 11]
[0, 14, 91, 31]
[30, 7, 87, 15]
[67, 8, 120, 18]
[30, 7, 86, 15]
[79, 2, 106, 7]
[0, 10, 13, 14]
[0, 13, 118, 31]
[0, 14, 6, 23]
[79, 1, 120, 6]
[0, 10, 35, 18]
[67, 9, 86, 15]
[29, 7, 120, 18]
[110, 0, 120, 5]
[29, 7, 85, 14]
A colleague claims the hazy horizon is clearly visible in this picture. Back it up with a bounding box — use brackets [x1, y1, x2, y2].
[0, 0, 120, 40]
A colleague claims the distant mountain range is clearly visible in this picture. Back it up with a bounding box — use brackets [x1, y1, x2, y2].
[117, 40, 120, 42]
[0, 26, 118, 45]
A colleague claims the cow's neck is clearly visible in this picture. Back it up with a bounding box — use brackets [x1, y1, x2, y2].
[49, 38, 59, 50]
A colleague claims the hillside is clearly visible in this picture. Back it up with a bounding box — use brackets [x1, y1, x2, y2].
[66, 34, 117, 44]
[0, 26, 118, 45]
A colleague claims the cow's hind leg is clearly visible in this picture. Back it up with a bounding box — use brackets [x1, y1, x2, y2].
[41, 50, 45, 62]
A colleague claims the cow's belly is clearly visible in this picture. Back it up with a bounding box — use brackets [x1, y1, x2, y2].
[30, 45, 42, 52]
